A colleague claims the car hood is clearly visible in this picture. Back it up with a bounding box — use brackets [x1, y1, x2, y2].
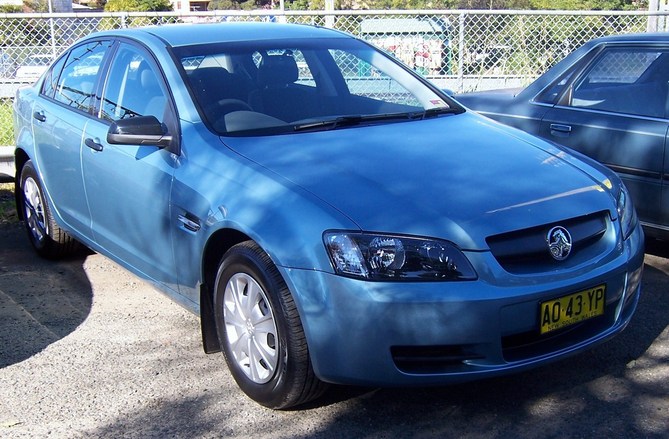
[455, 88, 523, 113]
[220, 113, 616, 250]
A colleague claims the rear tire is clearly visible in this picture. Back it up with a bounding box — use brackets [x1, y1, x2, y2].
[19, 160, 79, 259]
[213, 241, 327, 409]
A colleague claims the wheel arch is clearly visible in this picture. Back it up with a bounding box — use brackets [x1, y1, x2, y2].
[199, 227, 255, 354]
[14, 148, 30, 220]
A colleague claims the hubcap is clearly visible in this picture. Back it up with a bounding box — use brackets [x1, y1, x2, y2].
[223, 273, 278, 384]
[22, 177, 47, 244]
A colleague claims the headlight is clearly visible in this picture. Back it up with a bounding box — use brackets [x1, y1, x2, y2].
[617, 184, 638, 240]
[323, 232, 477, 281]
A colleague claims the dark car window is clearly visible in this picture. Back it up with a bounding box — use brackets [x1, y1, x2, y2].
[100, 43, 169, 123]
[52, 41, 110, 113]
[568, 48, 669, 118]
[534, 67, 578, 105]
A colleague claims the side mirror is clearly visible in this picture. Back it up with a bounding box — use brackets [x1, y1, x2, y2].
[107, 116, 173, 148]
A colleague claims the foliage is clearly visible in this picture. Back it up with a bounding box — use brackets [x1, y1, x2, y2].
[208, 0, 271, 9]
[23, 0, 49, 12]
[280, 0, 646, 9]
[0, 5, 22, 13]
[104, 0, 172, 11]
[101, 0, 172, 29]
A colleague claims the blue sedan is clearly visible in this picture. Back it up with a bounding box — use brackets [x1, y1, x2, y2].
[13, 23, 644, 409]
[456, 33, 669, 241]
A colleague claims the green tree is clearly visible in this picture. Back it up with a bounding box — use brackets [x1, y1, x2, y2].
[0, 5, 22, 12]
[207, 0, 271, 9]
[104, 0, 172, 11]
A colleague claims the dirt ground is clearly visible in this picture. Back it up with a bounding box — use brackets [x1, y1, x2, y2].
[0, 221, 668, 438]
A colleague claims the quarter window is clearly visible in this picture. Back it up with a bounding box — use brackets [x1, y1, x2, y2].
[41, 56, 66, 99]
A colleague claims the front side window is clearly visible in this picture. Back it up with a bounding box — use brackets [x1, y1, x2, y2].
[175, 38, 459, 135]
[100, 44, 168, 123]
[51, 41, 111, 113]
[567, 48, 669, 118]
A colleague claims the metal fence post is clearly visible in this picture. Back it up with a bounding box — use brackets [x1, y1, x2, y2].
[325, 0, 335, 29]
[458, 12, 465, 93]
[47, 0, 56, 59]
[648, 0, 659, 31]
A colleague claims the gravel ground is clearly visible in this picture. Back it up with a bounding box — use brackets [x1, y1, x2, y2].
[0, 222, 668, 438]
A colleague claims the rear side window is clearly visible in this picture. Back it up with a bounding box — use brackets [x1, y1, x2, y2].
[568, 48, 669, 118]
[50, 41, 111, 113]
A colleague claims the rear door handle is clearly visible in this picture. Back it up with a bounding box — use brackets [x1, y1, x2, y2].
[84, 137, 103, 152]
[550, 123, 572, 138]
[33, 111, 46, 122]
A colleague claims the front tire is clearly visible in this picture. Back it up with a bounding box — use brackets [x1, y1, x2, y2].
[19, 160, 78, 259]
[213, 241, 326, 409]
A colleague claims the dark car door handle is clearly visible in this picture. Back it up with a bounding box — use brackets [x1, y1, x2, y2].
[84, 137, 103, 152]
[33, 111, 46, 122]
[550, 124, 572, 137]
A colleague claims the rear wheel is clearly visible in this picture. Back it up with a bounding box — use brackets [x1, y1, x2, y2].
[19, 160, 78, 259]
[213, 241, 327, 409]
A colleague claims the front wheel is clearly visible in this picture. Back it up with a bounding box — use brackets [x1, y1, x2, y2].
[19, 160, 79, 259]
[213, 241, 326, 409]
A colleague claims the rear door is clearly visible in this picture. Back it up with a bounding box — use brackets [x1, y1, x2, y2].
[31, 40, 112, 237]
[537, 45, 669, 229]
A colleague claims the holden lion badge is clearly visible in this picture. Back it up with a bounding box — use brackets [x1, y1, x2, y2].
[546, 226, 572, 261]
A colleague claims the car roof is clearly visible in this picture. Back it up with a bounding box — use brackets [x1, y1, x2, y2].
[587, 32, 669, 46]
[93, 22, 351, 48]
[511, 32, 669, 100]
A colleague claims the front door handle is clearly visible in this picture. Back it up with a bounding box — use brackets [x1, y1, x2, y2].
[84, 137, 103, 152]
[33, 111, 46, 122]
[550, 123, 572, 138]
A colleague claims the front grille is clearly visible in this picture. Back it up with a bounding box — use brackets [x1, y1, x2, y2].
[486, 211, 608, 274]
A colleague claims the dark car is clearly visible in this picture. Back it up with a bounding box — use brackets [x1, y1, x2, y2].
[456, 33, 669, 240]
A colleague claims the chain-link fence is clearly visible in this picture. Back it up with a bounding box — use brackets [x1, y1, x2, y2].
[0, 9, 667, 145]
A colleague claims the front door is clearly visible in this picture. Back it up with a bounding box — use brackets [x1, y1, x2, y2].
[81, 42, 180, 289]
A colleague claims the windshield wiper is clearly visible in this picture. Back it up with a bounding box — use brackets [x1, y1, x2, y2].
[293, 108, 464, 132]
[293, 115, 364, 132]
[420, 107, 465, 118]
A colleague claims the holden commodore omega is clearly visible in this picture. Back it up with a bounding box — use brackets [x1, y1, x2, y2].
[13, 23, 644, 409]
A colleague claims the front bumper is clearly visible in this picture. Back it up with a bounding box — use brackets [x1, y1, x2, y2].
[282, 223, 644, 386]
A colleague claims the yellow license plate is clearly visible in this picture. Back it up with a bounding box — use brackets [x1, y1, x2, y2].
[539, 285, 606, 334]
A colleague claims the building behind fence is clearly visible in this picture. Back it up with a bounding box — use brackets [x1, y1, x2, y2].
[0, 9, 668, 145]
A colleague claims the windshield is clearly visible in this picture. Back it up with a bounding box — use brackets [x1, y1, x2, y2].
[173, 38, 460, 135]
